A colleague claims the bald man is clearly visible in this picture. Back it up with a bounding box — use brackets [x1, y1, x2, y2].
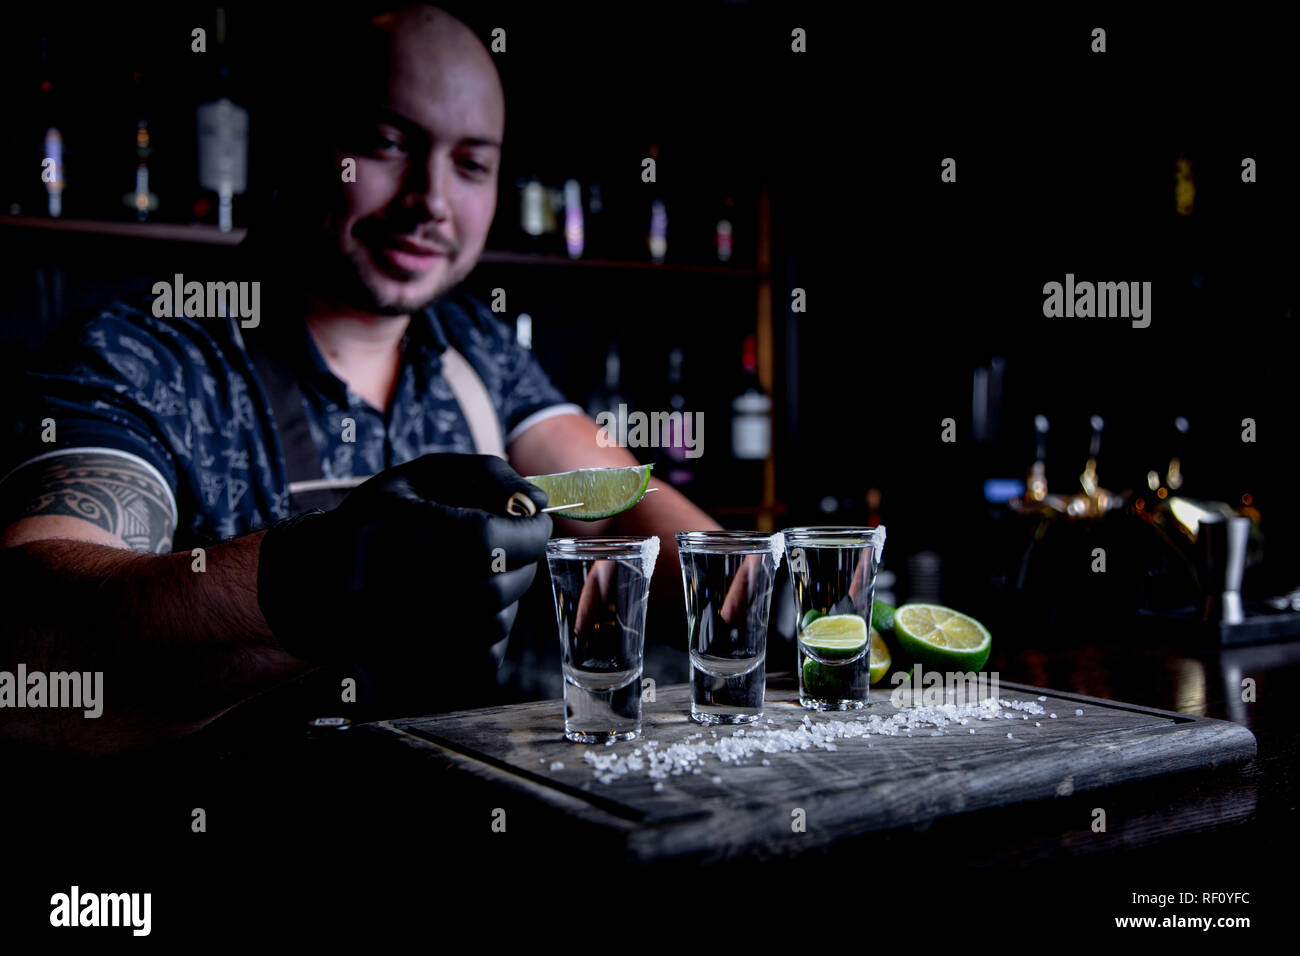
[0, 4, 718, 753]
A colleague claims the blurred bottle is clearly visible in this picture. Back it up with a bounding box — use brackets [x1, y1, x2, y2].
[729, 334, 769, 505]
[517, 176, 543, 245]
[716, 196, 735, 263]
[195, 8, 248, 231]
[865, 487, 883, 528]
[646, 142, 667, 263]
[730, 334, 770, 460]
[563, 178, 584, 258]
[123, 71, 159, 221]
[648, 199, 668, 263]
[37, 36, 66, 218]
[658, 347, 695, 487]
[585, 342, 626, 421]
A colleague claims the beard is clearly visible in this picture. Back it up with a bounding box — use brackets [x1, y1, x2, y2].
[317, 225, 465, 317]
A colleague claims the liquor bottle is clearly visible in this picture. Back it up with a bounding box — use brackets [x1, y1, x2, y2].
[195, 8, 248, 231]
[646, 142, 667, 263]
[730, 334, 769, 505]
[38, 37, 66, 218]
[518, 176, 546, 243]
[658, 348, 695, 487]
[585, 343, 626, 421]
[716, 196, 735, 263]
[517, 176, 564, 254]
[730, 334, 771, 460]
[563, 179, 584, 258]
[123, 72, 159, 221]
[648, 199, 668, 263]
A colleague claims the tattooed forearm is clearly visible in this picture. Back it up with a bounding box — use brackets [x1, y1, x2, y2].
[2, 452, 175, 553]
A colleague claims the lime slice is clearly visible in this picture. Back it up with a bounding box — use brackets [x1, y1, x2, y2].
[526, 465, 653, 521]
[868, 628, 891, 685]
[802, 627, 888, 696]
[892, 604, 992, 672]
[800, 613, 868, 662]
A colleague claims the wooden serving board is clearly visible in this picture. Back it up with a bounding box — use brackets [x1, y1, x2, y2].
[358, 675, 1256, 864]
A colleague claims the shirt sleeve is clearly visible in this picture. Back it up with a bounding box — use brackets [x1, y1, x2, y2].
[448, 295, 584, 445]
[0, 307, 182, 529]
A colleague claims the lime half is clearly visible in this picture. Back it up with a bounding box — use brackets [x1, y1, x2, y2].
[800, 613, 869, 663]
[892, 604, 992, 672]
[526, 465, 653, 521]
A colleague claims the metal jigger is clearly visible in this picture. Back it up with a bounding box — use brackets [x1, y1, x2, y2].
[1197, 515, 1251, 624]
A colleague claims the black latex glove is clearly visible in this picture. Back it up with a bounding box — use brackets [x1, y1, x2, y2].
[257, 453, 551, 666]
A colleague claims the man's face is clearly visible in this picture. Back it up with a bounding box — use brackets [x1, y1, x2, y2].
[318, 10, 504, 316]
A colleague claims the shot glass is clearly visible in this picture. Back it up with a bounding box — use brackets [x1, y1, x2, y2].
[545, 536, 659, 743]
[782, 526, 887, 710]
[677, 531, 784, 724]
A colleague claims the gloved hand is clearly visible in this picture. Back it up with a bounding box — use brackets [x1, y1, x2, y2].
[257, 454, 551, 666]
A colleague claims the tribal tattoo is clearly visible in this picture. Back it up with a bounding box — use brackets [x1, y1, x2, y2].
[2, 452, 175, 553]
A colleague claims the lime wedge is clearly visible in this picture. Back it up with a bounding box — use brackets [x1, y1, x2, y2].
[868, 628, 891, 685]
[526, 465, 653, 521]
[872, 599, 897, 633]
[892, 604, 992, 672]
[799, 613, 868, 662]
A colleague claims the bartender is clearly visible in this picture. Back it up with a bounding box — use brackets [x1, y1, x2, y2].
[0, 4, 719, 753]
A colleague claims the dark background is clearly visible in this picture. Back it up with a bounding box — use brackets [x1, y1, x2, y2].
[2, 3, 1297, 662]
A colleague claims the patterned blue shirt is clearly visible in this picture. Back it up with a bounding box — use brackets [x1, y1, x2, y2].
[2, 291, 578, 550]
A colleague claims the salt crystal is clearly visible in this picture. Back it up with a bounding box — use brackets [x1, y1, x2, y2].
[969, 729, 975, 734]
[653, 781, 664, 792]
[711, 776, 722, 785]
[1038, 696, 1047, 701]
[1075, 709, 1084, 716]
[578, 694, 1051, 785]
[550, 761, 565, 771]
[1007, 733, 1013, 739]
[1050, 714, 1057, 719]
[1035, 722, 1041, 727]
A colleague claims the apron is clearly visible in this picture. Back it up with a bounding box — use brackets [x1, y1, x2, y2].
[230, 316, 508, 737]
